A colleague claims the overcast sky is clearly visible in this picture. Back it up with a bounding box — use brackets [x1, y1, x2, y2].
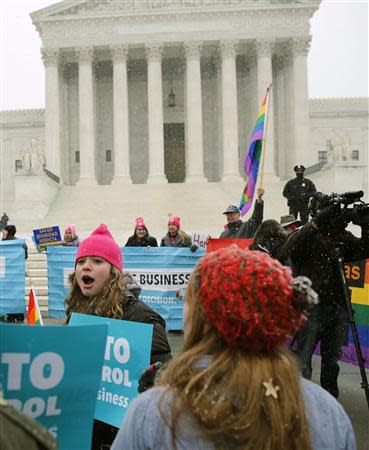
[0, 0, 368, 111]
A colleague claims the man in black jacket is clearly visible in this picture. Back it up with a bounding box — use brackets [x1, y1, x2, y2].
[283, 165, 316, 224]
[284, 194, 369, 397]
[220, 188, 264, 239]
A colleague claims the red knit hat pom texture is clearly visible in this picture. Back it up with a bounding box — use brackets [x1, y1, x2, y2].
[75, 224, 123, 272]
[199, 247, 303, 352]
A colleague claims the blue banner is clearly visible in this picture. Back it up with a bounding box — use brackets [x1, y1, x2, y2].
[47, 246, 205, 329]
[47, 246, 77, 318]
[124, 247, 205, 330]
[0, 240, 26, 314]
[0, 323, 108, 450]
[69, 313, 153, 427]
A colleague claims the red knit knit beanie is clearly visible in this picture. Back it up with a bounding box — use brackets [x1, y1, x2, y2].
[75, 224, 122, 272]
[197, 246, 312, 352]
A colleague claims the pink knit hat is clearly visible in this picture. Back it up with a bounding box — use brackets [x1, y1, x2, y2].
[135, 217, 147, 230]
[168, 216, 180, 229]
[75, 224, 122, 272]
[65, 224, 76, 236]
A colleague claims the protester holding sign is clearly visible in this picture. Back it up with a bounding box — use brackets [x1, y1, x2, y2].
[112, 247, 355, 450]
[125, 217, 158, 247]
[2, 224, 28, 259]
[160, 216, 191, 248]
[61, 224, 80, 247]
[64, 224, 172, 450]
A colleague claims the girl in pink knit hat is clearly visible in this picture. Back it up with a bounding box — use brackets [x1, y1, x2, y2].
[125, 217, 158, 247]
[64, 224, 172, 450]
[160, 215, 191, 248]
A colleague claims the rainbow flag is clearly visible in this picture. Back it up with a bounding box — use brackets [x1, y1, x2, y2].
[239, 88, 269, 217]
[27, 287, 43, 325]
[342, 259, 369, 368]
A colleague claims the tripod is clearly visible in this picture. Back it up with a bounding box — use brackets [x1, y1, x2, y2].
[337, 254, 369, 410]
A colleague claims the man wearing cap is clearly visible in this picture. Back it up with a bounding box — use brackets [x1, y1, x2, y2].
[282, 165, 316, 225]
[280, 214, 302, 236]
[220, 188, 264, 239]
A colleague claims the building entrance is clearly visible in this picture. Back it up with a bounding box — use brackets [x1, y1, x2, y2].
[164, 123, 185, 183]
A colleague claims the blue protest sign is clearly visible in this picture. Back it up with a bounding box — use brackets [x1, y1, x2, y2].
[0, 323, 108, 450]
[69, 313, 153, 428]
[0, 240, 26, 314]
[33, 226, 62, 252]
[47, 246, 77, 318]
[123, 247, 205, 330]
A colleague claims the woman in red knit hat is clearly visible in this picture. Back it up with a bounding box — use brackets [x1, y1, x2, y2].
[64, 224, 171, 450]
[111, 246, 355, 450]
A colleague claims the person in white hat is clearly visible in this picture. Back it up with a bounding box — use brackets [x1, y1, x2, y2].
[280, 214, 302, 236]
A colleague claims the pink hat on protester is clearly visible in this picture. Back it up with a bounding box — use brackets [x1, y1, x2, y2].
[168, 216, 181, 229]
[75, 224, 122, 272]
[65, 224, 76, 236]
[135, 217, 147, 230]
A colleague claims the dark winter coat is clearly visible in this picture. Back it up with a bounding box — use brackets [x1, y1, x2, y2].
[125, 235, 158, 247]
[250, 237, 287, 264]
[0, 404, 57, 450]
[282, 177, 316, 207]
[283, 222, 369, 308]
[220, 200, 264, 239]
[160, 232, 191, 248]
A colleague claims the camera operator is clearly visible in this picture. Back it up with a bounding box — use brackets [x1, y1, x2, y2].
[283, 191, 369, 398]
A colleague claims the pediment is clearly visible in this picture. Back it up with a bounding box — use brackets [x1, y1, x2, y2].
[31, 0, 301, 21]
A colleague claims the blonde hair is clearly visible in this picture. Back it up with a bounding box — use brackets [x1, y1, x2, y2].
[65, 265, 129, 323]
[157, 264, 312, 450]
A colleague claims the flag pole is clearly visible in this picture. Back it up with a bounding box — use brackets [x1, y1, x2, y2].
[258, 83, 272, 189]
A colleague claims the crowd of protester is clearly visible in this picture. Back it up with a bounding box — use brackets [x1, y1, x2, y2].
[1, 177, 368, 449]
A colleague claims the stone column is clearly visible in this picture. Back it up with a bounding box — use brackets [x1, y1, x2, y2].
[220, 40, 242, 182]
[146, 44, 167, 184]
[110, 45, 132, 185]
[42, 48, 61, 179]
[291, 37, 311, 169]
[256, 39, 275, 175]
[184, 41, 206, 183]
[76, 46, 97, 186]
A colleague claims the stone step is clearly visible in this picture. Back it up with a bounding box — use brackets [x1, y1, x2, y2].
[24, 286, 48, 296]
[26, 260, 48, 269]
[26, 277, 48, 287]
[27, 268, 48, 278]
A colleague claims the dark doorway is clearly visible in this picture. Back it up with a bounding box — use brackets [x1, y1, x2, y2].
[164, 123, 185, 183]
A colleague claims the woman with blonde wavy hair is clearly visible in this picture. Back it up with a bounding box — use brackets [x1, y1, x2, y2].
[112, 246, 355, 450]
[64, 224, 171, 450]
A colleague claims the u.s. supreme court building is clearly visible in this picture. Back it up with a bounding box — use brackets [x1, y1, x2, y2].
[1, 0, 368, 230]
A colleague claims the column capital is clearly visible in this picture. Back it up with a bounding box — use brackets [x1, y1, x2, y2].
[145, 43, 163, 61]
[75, 46, 94, 64]
[184, 41, 202, 59]
[219, 40, 239, 58]
[110, 45, 128, 63]
[255, 39, 274, 58]
[291, 36, 311, 56]
[41, 48, 60, 66]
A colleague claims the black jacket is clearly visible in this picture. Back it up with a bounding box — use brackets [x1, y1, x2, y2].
[283, 177, 316, 207]
[123, 295, 172, 364]
[125, 235, 158, 247]
[283, 222, 369, 308]
[91, 294, 172, 450]
[220, 200, 264, 239]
